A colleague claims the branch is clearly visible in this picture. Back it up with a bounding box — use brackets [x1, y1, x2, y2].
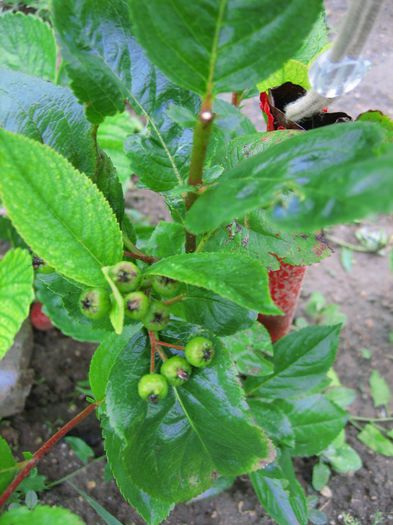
[123, 235, 158, 264]
[156, 340, 185, 351]
[185, 98, 215, 252]
[0, 402, 98, 508]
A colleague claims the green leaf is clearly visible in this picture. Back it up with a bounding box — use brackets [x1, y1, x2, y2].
[0, 505, 85, 525]
[52, 0, 199, 191]
[173, 287, 256, 337]
[258, 60, 310, 93]
[357, 111, 393, 142]
[249, 399, 294, 447]
[206, 211, 331, 269]
[358, 424, 393, 457]
[257, 12, 329, 92]
[250, 456, 308, 525]
[312, 462, 330, 491]
[146, 252, 280, 314]
[102, 417, 173, 525]
[369, 369, 391, 408]
[97, 112, 142, 184]
[222, 322, 273, 375]
[185, 122, 391, 234]
[217, 130, 299, 171]
[105, 327, 272, 502]
[144, 222, 185, 258]
[325, 386, 356, 409]
[102, 267, 124, 335]
[0, 68, 96, 179]
[0, 12, 56, 81]
[64, 437, 94, 464]
[246, 325, 341, 398]
[0, 249, 34, 359]
[213, 99, 256, 140]
[322, 443, 362, 473]
[277, 395, 348, 456]
[0, 130, 123, 287]
[35, 273, 111, 343]
[128, 0, 323, 95]
[0, 436, 17, 493]
[89, 325, 141, 401]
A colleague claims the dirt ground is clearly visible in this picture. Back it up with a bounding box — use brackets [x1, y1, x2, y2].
[1, 1, 393, 524]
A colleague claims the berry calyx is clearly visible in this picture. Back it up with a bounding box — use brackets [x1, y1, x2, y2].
[138, 373, 168, 403]
[124, 291, 149, 320]
[108, 261, 141, 293]
[30, 302, 53, 331]
[185, 337, 215, 368]
[79, 288, 111, 320]
[152, 276, 180, 297]
[160, 356, 192, 386]
[142, 301, 170, 331]
[32, 256, 54, 274]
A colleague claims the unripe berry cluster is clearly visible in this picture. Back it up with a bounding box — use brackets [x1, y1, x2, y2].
[138, 336, 215, 404]
[78, 261, 178, 331]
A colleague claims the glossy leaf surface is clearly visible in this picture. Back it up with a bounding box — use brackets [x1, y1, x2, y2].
[185, 123, 391, 234]
[53, 0, 199, 191]
[246, 325, 340, 397]
[128, 0, 323, 95]
[105, 328, 272, 501]
[277, 395, 347, 456]
[0, 69, 96, 178]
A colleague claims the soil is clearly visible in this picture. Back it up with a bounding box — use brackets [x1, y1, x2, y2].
[1, 1, 393, 524]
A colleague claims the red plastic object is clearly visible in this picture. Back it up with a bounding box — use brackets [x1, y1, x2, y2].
[30, 302, 53, 332]
[258, 261, 306, 343]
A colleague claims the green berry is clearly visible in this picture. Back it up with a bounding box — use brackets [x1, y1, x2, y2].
[124, 291, 149, 320]
[33, 256, 54, 274]
[142, 301, 170, 331]
[79, 288, 111, 320]
[152, 276, 180, 297]
[109, 261, 141, 293]
[138, 373, 168, 403]
[185, 337, 215, 368]
[161, 356, 192, 386]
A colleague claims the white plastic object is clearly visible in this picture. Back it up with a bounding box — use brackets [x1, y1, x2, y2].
[309, 50, 371, 98]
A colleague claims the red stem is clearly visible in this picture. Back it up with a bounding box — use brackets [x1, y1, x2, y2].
[0, 402, 98, 508]
[156, 341, 185, 351]
[148, 330, 156, 373]
[124, 250, 157, 264]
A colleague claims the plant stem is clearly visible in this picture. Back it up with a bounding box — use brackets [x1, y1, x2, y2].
[148, 330, 157, 373]
[155, 345, 168, 362]
[123, 235, 157, 264]
[0, 402, 98, 508]
[185, 98, 215, 252]
[156, 341, 185, 351]
[351, 415, 393, 422]
[162, 294, 185, 306]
